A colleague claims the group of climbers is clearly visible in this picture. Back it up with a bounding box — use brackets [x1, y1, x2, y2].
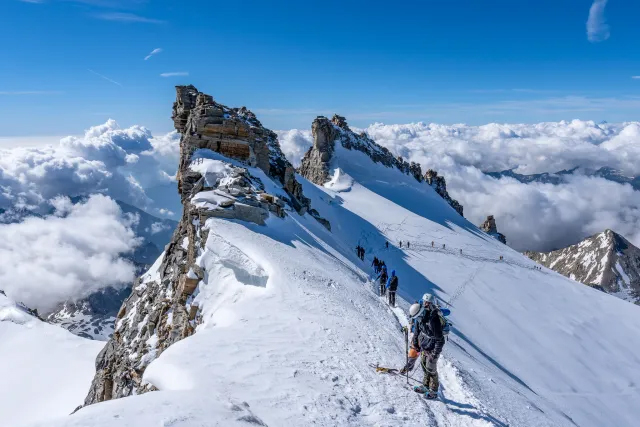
[364, 240, 450, 400]
[374, 262, 399, 307]
[356, 245, 365, 260]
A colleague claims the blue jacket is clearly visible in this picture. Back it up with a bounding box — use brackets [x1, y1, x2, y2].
[386, 270, 398, 290]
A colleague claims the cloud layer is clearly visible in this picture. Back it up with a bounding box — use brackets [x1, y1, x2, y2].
[0, 195, 140, 312]
[0, 119, 180, 219]
[587, 0, 610, 42]
[277, 120, 640, 251]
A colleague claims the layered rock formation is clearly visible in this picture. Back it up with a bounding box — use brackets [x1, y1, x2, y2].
[479, 215, 507, 244]
[172, 85, 308, 212]
[525, 230, 640, 304]
[299, 115, 463, 216]
[83, 86, 325, 406]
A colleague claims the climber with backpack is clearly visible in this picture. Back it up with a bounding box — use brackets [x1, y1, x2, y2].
[411, 293, 446, 399]
[377, 265, 388, 296]
[386, 270, 399, 307]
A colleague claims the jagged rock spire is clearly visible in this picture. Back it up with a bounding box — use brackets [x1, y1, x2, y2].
[172, 85, 309, 212]
[479, 215, 506, 244]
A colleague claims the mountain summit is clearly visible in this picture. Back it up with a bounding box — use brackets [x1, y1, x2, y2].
[525, 229, 640, 304]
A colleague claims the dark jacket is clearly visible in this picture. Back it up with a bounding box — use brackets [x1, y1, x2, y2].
[378, 271, 388, 283]
[411, 308, 444, 356]
[387, 275, 398, 291]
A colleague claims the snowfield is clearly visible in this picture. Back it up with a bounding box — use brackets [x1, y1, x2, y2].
[15, 143, 640, 426]
[0, 293, 103, 427]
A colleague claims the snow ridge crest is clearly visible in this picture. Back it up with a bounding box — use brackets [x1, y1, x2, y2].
[299, 114, 463, 215]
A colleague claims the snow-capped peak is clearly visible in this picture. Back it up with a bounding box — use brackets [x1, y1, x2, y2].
[525, 229, 640, 303]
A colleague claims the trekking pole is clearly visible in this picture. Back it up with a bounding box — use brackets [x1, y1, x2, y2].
[404, 326, 409, 385]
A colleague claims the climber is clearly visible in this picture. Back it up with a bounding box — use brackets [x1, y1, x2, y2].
[407, 241, 410, 249]
[371, 257, 379, 274]
[386, 270, 399, 307]
[400, 303, 424, 375]
[377, 265, 388, 296]
[411, 293, 445, 399]
[386, 241, 389, 249]
[361, 246, 365, 260]
[399, 240, 403, 248]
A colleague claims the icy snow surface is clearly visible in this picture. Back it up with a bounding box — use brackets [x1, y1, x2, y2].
[28, 144, 640, 427]
[0, 293, 102, 427]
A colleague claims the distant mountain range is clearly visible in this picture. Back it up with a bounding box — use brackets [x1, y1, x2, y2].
[486, 167, 640, 190]
[525, 230, 640, 305]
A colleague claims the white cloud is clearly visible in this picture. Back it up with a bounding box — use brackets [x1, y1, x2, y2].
[95, 12, 164, 24]
[277, 119, 640, 251]
[160, 72, 189, 77]
[587, 0, 610, 42]
[632, 76, 640, 79]
[88, 69, 122, 87]
[447, 168, 640, 252]
[0, 91, 63, 95]
[144, 48, 162, 61]
[0, 195, 140, 312]
[0, 119, 180, 217]
[275, 129, 313, 168]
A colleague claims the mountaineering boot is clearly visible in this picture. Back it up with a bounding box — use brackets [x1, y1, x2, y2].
[425, 390, 438, 400]
[413, 385, 428, 394]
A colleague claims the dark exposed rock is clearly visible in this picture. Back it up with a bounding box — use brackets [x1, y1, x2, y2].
[172, 85, 311, 214]
[479, 215, 507, 244]
[423, 170, 463, 216]
[299, 115, 463, 216]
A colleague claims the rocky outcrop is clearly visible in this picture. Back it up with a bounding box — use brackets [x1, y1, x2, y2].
[172, 85, 309, 213]
[299, 115, 464, 216]
[525, 230, 640, 305]
[83, 86, 327, 406]
[424, 170, 464, 216]
[479, 215, 507, 244]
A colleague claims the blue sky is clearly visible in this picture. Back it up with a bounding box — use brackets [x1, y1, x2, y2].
[1, 0, 639, 136]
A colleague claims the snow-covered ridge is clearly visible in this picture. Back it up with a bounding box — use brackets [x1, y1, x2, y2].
[41, 88, 640, 427]
[299, 114, 463, 215]
[525, 229, 640, 304]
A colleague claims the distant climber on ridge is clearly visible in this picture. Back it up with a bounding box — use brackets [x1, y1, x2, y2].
[386, 270, 399, 307]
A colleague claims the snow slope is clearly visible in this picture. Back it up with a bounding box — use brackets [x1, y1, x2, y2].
[0, 293, 102, 427]
[34, 145, 640, 426]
